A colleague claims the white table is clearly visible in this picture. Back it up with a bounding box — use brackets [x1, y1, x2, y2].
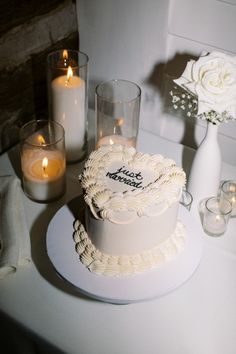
[0, 129, 236, 354]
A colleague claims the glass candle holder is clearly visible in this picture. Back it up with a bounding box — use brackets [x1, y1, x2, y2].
[20, 120, 66, 203]
[180, 188, 193, 211]
[203, 197, 232, 237]
[96, 79, 141, 148]
[220, 180, 236, 217]
[47, 49, 89, 163]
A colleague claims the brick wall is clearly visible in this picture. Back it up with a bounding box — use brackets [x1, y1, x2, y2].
[0, 0, 79, 154]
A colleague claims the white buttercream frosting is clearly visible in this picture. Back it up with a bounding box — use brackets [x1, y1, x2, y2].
[79, 144, 186, 224]
[73, 219, 187, 277]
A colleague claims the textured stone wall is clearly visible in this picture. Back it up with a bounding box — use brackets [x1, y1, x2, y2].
[0, 0, 78, 154]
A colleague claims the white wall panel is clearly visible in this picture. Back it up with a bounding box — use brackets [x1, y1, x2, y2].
[77, 0, 170, 135]
[169, 0, 236, 54]
[217, 0, 236, 7]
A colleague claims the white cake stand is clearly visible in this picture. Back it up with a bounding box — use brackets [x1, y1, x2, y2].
[46, 197, 203, 304]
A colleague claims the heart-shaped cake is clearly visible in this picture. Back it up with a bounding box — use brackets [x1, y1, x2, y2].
[74, 144, 187, 276]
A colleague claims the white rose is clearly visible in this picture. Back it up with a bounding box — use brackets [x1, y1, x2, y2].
[174, 51, 236, 118]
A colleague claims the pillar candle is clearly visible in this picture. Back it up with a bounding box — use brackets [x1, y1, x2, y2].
[203, 213, 227, 236]
[97, 135, 136, 149]
[22, 149, 66, 202]
[51, 67, 85, 162]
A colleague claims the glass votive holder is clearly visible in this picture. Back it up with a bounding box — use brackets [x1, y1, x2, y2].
[180, 188, 193, 211]
[96, 79, 141, 148]
[20, 120, 66, 203]
[220, 180, 236, 217]
[47, 49, 89, 163]
[203, 197, 232, 237]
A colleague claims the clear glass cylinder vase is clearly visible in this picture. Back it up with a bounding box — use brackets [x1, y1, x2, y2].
[95, 79, 141, 148]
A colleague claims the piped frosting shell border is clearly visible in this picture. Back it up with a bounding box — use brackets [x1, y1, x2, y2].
[73, 219, 187, 277]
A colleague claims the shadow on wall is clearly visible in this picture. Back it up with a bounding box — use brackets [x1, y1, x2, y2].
[146, 52, 199, 150]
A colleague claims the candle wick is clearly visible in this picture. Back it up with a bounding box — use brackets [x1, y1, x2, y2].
[66, 66, 73, 86]
[42, 166, 48, 178]
[42, 157, 48, 178]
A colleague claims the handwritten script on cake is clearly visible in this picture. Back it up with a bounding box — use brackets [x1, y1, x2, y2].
[106, 166, 144, 189]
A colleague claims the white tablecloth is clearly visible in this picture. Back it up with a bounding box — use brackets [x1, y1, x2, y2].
[0, 129, 236, 354]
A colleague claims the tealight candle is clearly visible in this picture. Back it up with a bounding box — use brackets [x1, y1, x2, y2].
[204, 213, 225, 235]
[96, 134, 136, 148]
[220, 180, 236, 217]
[20, 120, 66, 203]
[203, 197, 232, 237]
[47, 50, 89, 162]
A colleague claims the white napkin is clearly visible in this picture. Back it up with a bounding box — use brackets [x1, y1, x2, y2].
[0, 176, 31, 279]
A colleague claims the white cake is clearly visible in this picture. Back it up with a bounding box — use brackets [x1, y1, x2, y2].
[74, 144, 186, 276]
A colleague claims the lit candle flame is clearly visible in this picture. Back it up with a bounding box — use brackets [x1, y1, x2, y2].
[63, 50, 68, 67]
[116, 117, 124, 127]
[109, 138, 114, 145]
[42, 157, 48, 178]
[37, 135, 46, 146]
[66, 66, 73, 85]
[113, 117, 124, 134]
[63, 50, 68, 60]
[216, 215, 221, 222]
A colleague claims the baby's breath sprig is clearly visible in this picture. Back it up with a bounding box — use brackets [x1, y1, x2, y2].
[170, 85, 235, 125]
[197, 110, 235, 125]
[170, 85, 198, 118]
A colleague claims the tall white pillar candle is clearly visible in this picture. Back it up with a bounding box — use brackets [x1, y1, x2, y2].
[51, 68, 85, 162]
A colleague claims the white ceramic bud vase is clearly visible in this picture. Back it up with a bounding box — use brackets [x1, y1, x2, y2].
[187, 122, 221, 214]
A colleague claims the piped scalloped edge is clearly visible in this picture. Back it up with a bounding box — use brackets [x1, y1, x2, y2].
[73, 219, 187, 277]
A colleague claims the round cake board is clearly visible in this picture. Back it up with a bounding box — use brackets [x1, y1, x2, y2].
[46, 197, 203, 304]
